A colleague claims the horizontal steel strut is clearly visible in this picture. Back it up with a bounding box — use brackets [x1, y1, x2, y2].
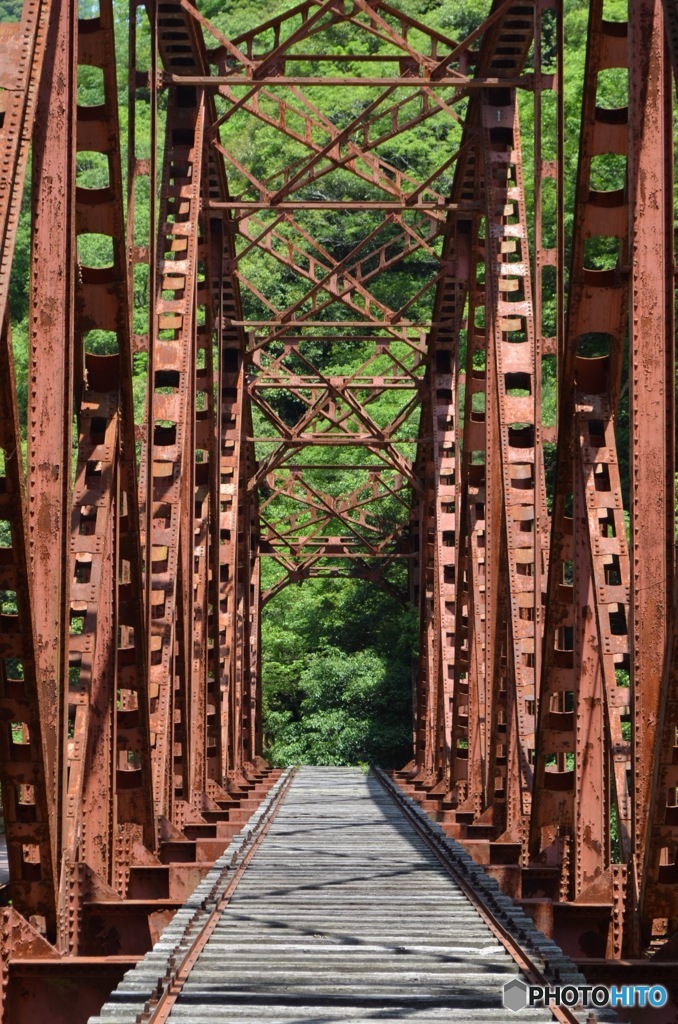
[0, 0, 675, 1020]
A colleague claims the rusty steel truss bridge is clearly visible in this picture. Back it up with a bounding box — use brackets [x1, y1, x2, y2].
[1, 0, 678, 1019]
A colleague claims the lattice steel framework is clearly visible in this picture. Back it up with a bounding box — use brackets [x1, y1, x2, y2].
[0, 0, 676, 1019]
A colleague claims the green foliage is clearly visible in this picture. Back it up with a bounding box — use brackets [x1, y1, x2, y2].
[0, 0, 22, 20]
[262, 578, 415, 768]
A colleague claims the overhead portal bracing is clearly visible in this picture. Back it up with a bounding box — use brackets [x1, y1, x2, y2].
[0, 0, 676, 1019]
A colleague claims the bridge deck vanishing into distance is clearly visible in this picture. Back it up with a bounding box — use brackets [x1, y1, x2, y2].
[0, 0, 678, 1020]
[92, 768, 586, 1024]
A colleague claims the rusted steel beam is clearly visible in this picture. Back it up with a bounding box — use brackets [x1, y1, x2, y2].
[481, 93, 544, 831]
[641, 589, 678, 943]
[453, 225, 492, 815]
[211, 203, 475, 211]
[58, 0, 156, 948]
[530, 1, 632, 910]
[228, 0, 458, 63]
[145, 86, 205, 822]
[168, 75, 530, 87]
[410, 224, 468, 792]
[407, 3, 536, 798]
[214, 300, 245, 784]
[429, 267, 466, 790]
[242, 441, 262, 771]
[27, 0, 76, 881]
[234, 212, 441, 330]
[0, 0, 52, 322]
[183, 209, 216, 810]
[660, 0, 678, 81]
[532, 0, 562, 699]
[210, 82, 449, 204]
[211, 210, 250, 782]
[0, 316, 57, 937]
[229, 435, 255, 782]
[635, 0, 678, 951]
[62, 380, 118, 949]
[3, 0, 678, 990]
[146, 0, 256, 797]
[627, 0, 675, 910]
[0, 0, 59, 937]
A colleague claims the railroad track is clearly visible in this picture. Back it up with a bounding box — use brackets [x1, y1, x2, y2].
[92, 767, 620, 1024]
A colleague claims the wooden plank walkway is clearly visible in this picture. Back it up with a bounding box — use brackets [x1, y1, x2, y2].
[93, 767, 561, 1023]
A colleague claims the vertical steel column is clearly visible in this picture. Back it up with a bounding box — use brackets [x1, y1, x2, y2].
[146, 86, 205, 821]
[0, 0, 60, 939]
[413, 451, 437, 781]
[452, 210, 489, 811]
[430, 236, 468, 791]
[641, 591, 678, 942]
[628, 0, 674, 899]
[481, 93, 545, 832]
[414, 235, 466, 789]
[532, 0, 563, 699]
[221, 365, 246, 782]
[233, 432, 260, 775]
[243, 437, 262, 769]
[660, 0, 678, 80]
[206, 214, 227, 785]
[531, 0, 632, 904]
[63, 387, 118, 900]
[185, 209, 216, 806]
[635, 0, 678, 951]
[58, 0, 155, 938]
[102, 0, 156, 883]
[0, 316, 57, 935]
[572, 426, 607, 896]
[27, 0, 76, 872]
[211, 175, 248, 783]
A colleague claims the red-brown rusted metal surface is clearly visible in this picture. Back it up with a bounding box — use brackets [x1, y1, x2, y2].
[0, 0, 677, 1019]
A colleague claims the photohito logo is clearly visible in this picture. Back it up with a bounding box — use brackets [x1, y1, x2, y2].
[502, 978, 668, 1013]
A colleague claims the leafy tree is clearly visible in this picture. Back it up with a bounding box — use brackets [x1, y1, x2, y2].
[263, 581, 415, 768]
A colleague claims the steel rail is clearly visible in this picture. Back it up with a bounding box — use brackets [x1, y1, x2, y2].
[374, 768, 598, 1024]
[137, 767, 296, 1024]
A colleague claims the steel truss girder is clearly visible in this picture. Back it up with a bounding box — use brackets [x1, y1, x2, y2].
[481, 91, 545, 829]
[64, 0, 155, 927]
[530, 1, 632, 909]
[0, 0, 57, 940]
[635, 0, 677, 947]
[145, 84, 206, 822]
[0, 0, 677, 992]
[411, 0, 540, 815]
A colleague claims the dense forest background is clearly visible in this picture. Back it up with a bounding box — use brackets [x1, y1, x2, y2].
[4, 0, 638, 768]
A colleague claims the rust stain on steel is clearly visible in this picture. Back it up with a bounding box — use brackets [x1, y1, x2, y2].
[482, 91, 544, 827]
[628, 0, 674, 905]
[27, 0, 76, 877]
[0, 0, 58, 938]
[146, 86, 206, 822]
[531, 0, 631, 899]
